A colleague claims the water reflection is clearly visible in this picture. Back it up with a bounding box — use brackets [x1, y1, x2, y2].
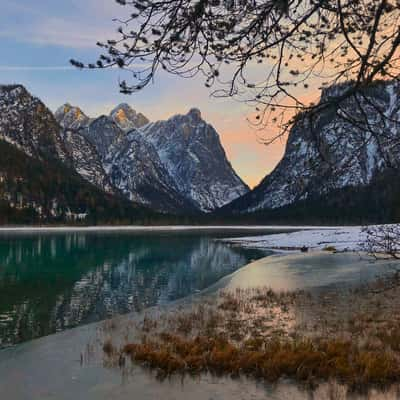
[0, 232, 266, 348]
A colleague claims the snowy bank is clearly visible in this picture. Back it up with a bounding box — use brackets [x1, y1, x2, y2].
[224, 226, 367, 252]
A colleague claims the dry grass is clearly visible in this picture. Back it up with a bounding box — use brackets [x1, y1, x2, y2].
[103, 338, 118, 357]
[122, 334, 400, 389]
[101, 275, 400, 393]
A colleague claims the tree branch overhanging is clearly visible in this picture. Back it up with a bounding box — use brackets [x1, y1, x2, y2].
[71, 0, 400, 140]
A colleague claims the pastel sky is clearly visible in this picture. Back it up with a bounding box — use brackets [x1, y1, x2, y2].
[0, 0, 292, 188]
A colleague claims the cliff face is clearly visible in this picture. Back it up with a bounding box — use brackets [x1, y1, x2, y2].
[0, 85, 69, 162]
[60, 129, 115, 194]
[142, 108, 249, 212]
[224, 80, 400, 213]
[0, 85, 170, 222]
[104, 130, 196, 214]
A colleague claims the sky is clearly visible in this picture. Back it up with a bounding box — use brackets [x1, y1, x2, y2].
[0, 0, 288, 188]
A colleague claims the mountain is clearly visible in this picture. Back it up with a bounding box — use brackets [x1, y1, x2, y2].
[0, 138, 166, 225]
[0, 85, 190, 224]
[110, 103, 149, 130]
[142, 108, 249, 212]
[50, 105, 113, 194]
[0, 85, 69, 161]
[55, 102, 247, 214]
[224, 80, 400, 216]
[81, 115, 124, 159]
[56, 105, 195, 213]
[104, 130, 197, 213]
[54, 103, 90, 130]
[0, 89, 113, 196]
[59, 129, 115, 194]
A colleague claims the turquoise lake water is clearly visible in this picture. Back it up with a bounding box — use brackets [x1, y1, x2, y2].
[0, 230, 269, 348]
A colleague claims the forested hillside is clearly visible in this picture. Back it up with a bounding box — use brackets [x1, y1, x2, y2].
[0, 140, 180, 225]
[216, 169, 400, 225]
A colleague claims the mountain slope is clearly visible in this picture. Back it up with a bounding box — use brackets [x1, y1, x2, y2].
[0, 85, 68, 161]
[104, 130, 197, 214]
[60, 129, 115, 194]
[0, 89, 114, 195]
[224, 80, 400, 214]
[55, 101, 248, 214]
[80, 115, 125, 159]
[0, 85, 191, 221]
[56, 105, 196, 213]
[217, 168, 400, 225]
[0, 139, 164, 224]
[142, 108, 249, 212]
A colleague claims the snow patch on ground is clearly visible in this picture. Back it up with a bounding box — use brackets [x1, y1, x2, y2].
[224, 226, 368, 252]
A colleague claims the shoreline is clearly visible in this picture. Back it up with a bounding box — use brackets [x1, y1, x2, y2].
[0, 224, 341, 233]
[223, 225, 368, 252]
[1, 250, 400, 399]
[112, 267, 400, 394]
[101, 253, 400, 396]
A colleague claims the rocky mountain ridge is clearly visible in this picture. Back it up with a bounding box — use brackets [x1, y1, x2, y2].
[56, 103, 196, 213]
[2, 81, 400, 222]
[110, 103, 149, 130]
[0, 84, 248, 214]
[55, 101, 248, 213]
[142, 108, 249, 211]
[0, 85, 69, 162]
[224, 80, 400, 214]
[0, 85, 113, 195]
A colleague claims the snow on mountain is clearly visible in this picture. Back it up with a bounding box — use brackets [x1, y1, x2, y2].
[55, 103, 90, 130]
[60, 129, 115, 194]
[104, 129, 195, 213]
[57, 107, 195, 213]
[0, 85, 69, 162]
[0, 88, 112, 194]
[53, 104, 116, 193]
[110, 103, 149, 131]
[80, 115, 125, 159]
[142, 108, 249, 212]
[54, 103, 247, 213]
[225, 80, 400, 213]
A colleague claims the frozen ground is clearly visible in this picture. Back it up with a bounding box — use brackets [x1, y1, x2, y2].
[224, 226, 368, 252]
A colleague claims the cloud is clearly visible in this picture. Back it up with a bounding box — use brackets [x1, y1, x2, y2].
[0, 66, 74, 71]
[0, 1, 122, 49]
[0, 20, 112, 49]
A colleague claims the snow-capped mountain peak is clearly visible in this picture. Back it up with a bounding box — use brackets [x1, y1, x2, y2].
[55, 103, 90, 130]
[110, 103, 149, 131]
[142, 108, 249, 211]
[0, 84, 248, 215]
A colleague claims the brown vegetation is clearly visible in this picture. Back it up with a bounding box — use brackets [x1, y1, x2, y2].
[122, 334, 400, 389]
[102, 277, 400, 392]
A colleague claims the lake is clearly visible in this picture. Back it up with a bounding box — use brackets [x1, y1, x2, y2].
[2, 230, 400, 400]
[0, 229, 271, 348]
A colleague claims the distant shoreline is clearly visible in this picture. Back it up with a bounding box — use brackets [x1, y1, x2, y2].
[0, 225, 339, 233]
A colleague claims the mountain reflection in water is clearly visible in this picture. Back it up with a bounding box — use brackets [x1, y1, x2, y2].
[0, 232, 267, 348]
